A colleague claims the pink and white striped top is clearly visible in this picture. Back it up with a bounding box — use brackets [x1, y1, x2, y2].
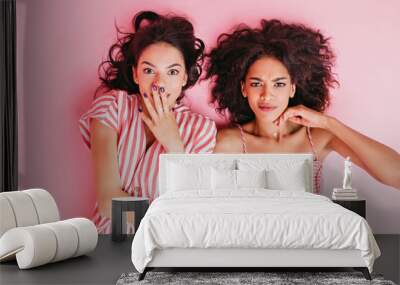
[79, 90, 217, 233]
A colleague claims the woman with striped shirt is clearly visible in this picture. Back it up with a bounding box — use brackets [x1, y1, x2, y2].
[79, 11, 216, 233]
[207, 19, 400, 193]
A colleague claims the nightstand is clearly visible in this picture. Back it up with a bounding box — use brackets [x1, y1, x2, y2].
[332, 199, 366, 218]
[111, 197, 149, 242]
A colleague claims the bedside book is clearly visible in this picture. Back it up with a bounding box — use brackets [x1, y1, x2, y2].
[332, 188, 358, 200]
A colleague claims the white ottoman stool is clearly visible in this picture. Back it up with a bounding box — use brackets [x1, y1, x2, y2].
[0, 189, 98, 269]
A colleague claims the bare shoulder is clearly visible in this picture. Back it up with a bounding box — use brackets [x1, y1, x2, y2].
[213, 127, 243, 153]
[310, 127, 334, 145]
[309, 127, 335, 159]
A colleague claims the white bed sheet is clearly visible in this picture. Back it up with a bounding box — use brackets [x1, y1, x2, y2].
[131, 189, 380, 273]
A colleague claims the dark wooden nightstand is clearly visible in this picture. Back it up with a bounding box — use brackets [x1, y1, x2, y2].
[111, 197, 149, 242]
[332, 199, 366, 218]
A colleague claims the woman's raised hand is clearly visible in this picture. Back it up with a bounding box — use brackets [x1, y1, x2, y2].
[275, 105, 330, 129]
[139, 85, 185, 153]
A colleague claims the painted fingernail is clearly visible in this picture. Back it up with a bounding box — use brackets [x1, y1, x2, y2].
[143, 92, 148, 98]
[171, 107, 175, 112]
[138, 106, 142, 112]
[152, 84, 158, 91]
[159, 87, 165, 94]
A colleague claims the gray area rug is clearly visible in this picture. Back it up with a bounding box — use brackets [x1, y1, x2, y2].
[116, 271, 396, 285]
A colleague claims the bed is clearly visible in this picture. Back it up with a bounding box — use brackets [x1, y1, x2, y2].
[131, 154, 380, 281]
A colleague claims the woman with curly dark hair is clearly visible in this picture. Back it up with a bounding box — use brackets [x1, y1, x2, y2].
[207, 19, 400, 192]
[79, 11, 216, 233]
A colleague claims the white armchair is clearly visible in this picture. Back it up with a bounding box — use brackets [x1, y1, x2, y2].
[0, 189, 98, 269]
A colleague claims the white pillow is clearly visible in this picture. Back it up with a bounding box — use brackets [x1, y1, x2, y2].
[211, 168, 237, 190]
[167, 162, 212, 192]
[266, 162, 309, 191]
[237, 159, 311, 192]
[211, 168, 268, 190]
[236, 169, 268, 189]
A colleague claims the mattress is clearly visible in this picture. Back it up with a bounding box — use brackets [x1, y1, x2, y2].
[131, 189, 380, 273]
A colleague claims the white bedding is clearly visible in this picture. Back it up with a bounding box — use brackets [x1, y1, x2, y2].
[131, 189, 380, 273]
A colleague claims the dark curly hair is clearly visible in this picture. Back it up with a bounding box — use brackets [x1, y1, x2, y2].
[97, 11, 205, 100]
[206, 19, 338, 124]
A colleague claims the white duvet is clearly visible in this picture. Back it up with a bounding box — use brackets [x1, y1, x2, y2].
[131, 189, 380, 273]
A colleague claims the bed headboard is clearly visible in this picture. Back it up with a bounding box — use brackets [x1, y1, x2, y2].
[158, 153, 314, 195]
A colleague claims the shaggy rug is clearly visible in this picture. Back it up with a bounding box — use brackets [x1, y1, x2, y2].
[116, 271, 396, 285]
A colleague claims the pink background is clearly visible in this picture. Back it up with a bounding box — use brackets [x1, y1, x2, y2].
[16, 0, 400, 233]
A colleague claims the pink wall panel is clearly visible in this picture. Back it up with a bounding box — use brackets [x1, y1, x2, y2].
[16, 0, 400, 233]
